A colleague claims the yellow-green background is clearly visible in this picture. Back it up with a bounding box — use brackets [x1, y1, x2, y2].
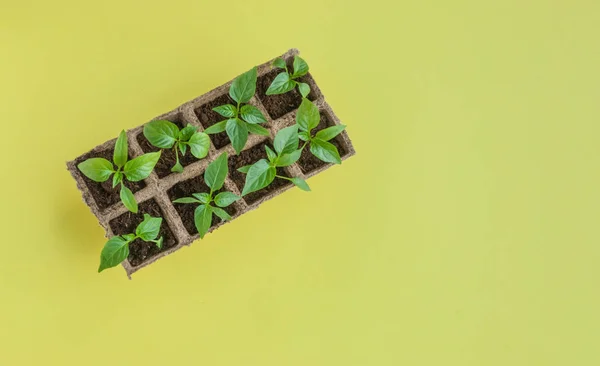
[1, 0, 598, 365]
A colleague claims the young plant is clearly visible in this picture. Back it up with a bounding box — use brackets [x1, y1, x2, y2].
[172, 152, 240, 238]
[98, 214, 164, 273]
[238, 125, 310, 196]
[266, 56, 311, 98]
[78, 130, 161, 213]
[143, 120, 210, 173]
[204, 67, 269, 154]
[296, 98, 346, 164]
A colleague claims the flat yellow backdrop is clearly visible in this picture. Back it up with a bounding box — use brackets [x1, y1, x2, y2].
[1, 0, 599, 365]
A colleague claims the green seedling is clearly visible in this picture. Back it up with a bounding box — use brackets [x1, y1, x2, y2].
[296, 98, 346, 164]
[98, 214, 164, 273]
[78, 130, 161, 213]
[143, 120, 210, 173]
[204, 67, 269, 154]
[172, 152, 241, 238]
[266, 56, 311, 98]
[238, 125, 310, 196]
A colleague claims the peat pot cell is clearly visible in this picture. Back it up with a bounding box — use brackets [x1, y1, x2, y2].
[228, 141, 292, 205]
[167, 174, 237, 236]
[256, 61, 320, 120]
[136, 116, 198, 178]
[74, 148, 146, 211]
[194, 94, 237, 150]
[109, 199, 178, 267]
[297, 111, 348, 175]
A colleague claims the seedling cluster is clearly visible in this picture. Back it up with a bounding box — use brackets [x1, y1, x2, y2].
[76, 54, 348, 273]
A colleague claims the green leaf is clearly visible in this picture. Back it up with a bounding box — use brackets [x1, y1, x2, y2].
[272, 58, 286, 69]
[188, 132, 210, 159]
[298, 82, 310, 98]
[122, 234, 136, 241]
[273, 125, 299, 155]
[246, 123, 270, 136]
[241, 159, 276, 196]
[310, 139, 342, 164]
[171, 161, 183, 173]
[112, 171, 123, 188]
[143, 120, 179, 149]
[179, 125, 197, 141]
[299, 131, 310, 142]
[136, 214, 162, 241]
[266, 72, 296, 95]
[155, 236, 164, 249]
[212, 207, 231, 221]
[315, 125, 346, 141]
[179, 142, 188, 156]
[214, 192, 240, 207]
[239, 104, 267, 124]
[123, 152, 161, 181]
[229, 67, 257, 104]
[289, 177, 311, 191]
[276, 150, 302, 167]
[204, 152, 228, 190]
[226, 118, 248, 154]
[212, 104, 237, 118]
[98, 236, 130, 273]
[192, 193, 210, 203]
[296, 98, 320, 132]
[173, 197, 202, 204]
[203, 120, 227, 134]
[194, 204, 213, 239]
[265, 145, 277, 162]
[78, 158, 114, 182]
[291, 56, 309, 78]
[114, 130, 128, 168]
[120, 184, 138, 213]
[237, 165, 251, 173]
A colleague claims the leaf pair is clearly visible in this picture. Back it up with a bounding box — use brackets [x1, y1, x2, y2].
[98, 214, 164, 273]
[266, 56, 311, 98]
[239, 125, 310, 196]
[143, 120, 210, 173]
[296, 99, 346, 164]
[172, 153, 241, 238]
[78, 130, 161, 213]
[204, 67, 269, 154]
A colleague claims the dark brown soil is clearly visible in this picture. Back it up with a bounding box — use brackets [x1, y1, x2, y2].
[194, 94, 237, 149]
[256, 58, 319, 120]
[136, 117, 198, 178]
[297, 112, 348, 174]
[228, 141, 292, 205]
[167, 175, 237, 235]
[108, 199, 178, 267]
[74, 148, 146, 211]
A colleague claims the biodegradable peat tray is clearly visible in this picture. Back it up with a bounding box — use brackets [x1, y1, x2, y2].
[67, 49, 355, 277]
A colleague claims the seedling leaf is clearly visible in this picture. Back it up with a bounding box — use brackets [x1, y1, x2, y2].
[265, 145, 277, 162]
[226, 118, 248, 154]
[276, 150, 302, 167]
[143, 120, 179, 149]
[310, 138, 342, 164]
[204, 120, 228, 134]
[120, 184, 138, 213]
[204, 152, 228, 190]
[188, 132, 210, 159]
[213, 104, 237, 118]
[173, 197, 202, 204]
[194, 204, 213, 239]
[296, 98, 320, 132]
[292, 56, 309, 78]
[230, 67, 257, 104]
[214, 192, 240, 207]
[237, 165, 251, 173]
[241, 159, 276, 196]
[136, 214, 162, 241]
[266, 72, 296, 95]
[114, 130, 128, 168]
[272, 58, 286, 69]
[112, 171, 123, 188]
[239, 104, 267, 124]
[98, 236, 130, 272]
[289, 177, 311, 191]
[273, 125, 299, 155]
[78, 158, 114, 182]
[212, 207, 232, 221]
[179, 125, 197, 141]
[155, 236, 164, 249]
[246, 123, 270, 136]
[123, 152, 161, 181]
[192, 193, 210, 203]
[298, 82, 310, 98]
[315, 125, 346, 141]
